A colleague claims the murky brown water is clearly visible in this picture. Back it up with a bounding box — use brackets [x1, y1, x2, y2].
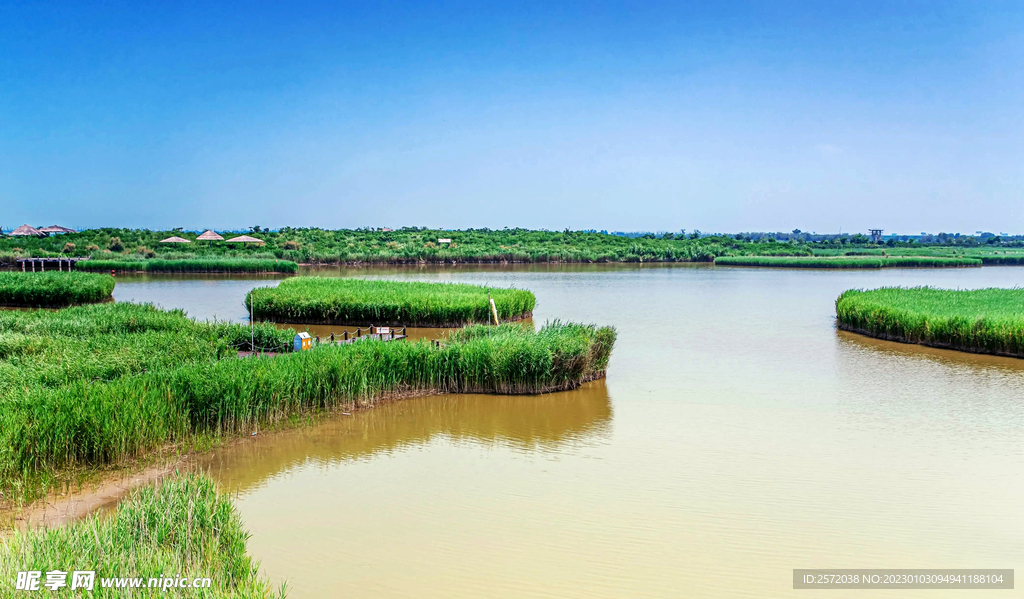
[110, 264, 1024, 598]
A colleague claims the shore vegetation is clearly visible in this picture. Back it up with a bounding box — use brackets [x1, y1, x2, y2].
[715, 256, 982, 268]
[0, 473, 282, 598]
[836, 287, 1024, 357]
[76, 258, 298, 274]
[248, 277, 535, 326]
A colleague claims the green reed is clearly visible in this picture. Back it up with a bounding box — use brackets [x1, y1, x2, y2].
[836, 287, 1024, 357]
[0, 472, 282, 598]
[77, 259, 298, 273]
[715, 256, 982, 268]
[0, 320, 614, 501]
[248, 277, 536, 326]
[0, 271, 115, 307]
[0, 303, 293, 396]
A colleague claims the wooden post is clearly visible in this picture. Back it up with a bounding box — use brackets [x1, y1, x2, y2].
[489, 298, 500, 325]
[344, 330, 349, 341]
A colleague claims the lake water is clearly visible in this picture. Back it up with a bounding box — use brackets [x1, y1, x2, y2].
[112, 265, 1024, 598]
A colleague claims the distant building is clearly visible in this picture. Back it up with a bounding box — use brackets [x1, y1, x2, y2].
[869, 229, 883, 243]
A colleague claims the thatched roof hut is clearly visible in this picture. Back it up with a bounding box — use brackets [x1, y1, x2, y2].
[10, 224, 45, 237]
[39, 225, 76, 234]
[196, 230, 224, 241]
[225, 235, 265, 244]
[159, 236, 191, 243]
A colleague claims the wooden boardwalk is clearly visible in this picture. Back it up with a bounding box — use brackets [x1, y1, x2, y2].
[17, 257, 90, 272]
[238, 331, 408, 358]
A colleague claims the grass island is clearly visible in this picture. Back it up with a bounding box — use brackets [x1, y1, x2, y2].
[715, 256, 982, 269]
[0, 271, 116, 307]
[836, 287, 1024, 358]
[247, 277, 536, 326]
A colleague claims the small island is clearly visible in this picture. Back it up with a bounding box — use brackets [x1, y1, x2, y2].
[0, 271, 116, 307]
[247, 277, 536, 327]
[715, 256, 982, 269]
[836, 287, 1024, 358]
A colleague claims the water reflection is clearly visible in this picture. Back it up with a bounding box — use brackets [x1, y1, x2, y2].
[197, 379, 612, 495]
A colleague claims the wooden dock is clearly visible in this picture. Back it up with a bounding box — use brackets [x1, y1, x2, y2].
[17, 257, 90, 272]
[239, 327, 408, 358]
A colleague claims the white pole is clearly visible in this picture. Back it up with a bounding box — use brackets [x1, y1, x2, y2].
[250, 288, 255, 354]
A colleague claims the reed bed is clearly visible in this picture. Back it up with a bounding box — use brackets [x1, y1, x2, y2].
[76, 258, 298, 273]
[0, 271, 115, 307]
[248, 277, 536, 326]
[0, 473, 282, 598]
[836, 287, 1024, 357]
[715, 256, 982, 268]
[0, 303, 293, 397]
[0, 320, 614, 500]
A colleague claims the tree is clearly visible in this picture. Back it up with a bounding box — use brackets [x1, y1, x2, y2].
[107, 237, 124, 252]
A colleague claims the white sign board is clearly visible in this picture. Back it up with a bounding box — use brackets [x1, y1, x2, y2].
[437, 238, 452, 243]
[376, 326, 391, 335]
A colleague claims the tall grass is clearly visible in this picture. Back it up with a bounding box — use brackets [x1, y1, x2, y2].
[836, 287, 1024, 357]
[0, 321, 615, 500]
[0, 271, 115, 307]
[248, 277, 536, 326]
[76, 258, 298, 273]
[0, 303, 293, 396]
[0, 473, 282, 598]
[715, 256, 982, 268]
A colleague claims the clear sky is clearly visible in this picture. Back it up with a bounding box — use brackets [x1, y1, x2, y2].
[1, 1, 1022, 234]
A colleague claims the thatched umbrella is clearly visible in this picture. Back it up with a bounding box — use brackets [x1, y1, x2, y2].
[39, 225, 77, 234]
[225, 235, 265, 245]
[10, 224, 45, 237]
[196, 230, 224, 241]
[159, 236, 191, 243]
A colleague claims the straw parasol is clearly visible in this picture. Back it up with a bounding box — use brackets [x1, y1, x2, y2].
[159, 236, 191, 243]
[10, 224, 45, 237]
[225, 235, 265, 244]
[39, 225, 77, 234]
[196, 230, 224, 241]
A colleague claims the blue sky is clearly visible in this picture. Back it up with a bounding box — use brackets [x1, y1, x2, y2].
[1, 1, 1022, 233]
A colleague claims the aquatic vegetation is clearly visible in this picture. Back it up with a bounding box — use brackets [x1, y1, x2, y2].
[0, 317, 615, 500]
[715, 256, 982, 268]
[76, 258, 298, 273]
[0, 473, 282, 598]
[248, 277, 536, 326]
[0, 271, 115, 307]
[835, 287, 1024, 357]
[0, 303, 294, 396]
